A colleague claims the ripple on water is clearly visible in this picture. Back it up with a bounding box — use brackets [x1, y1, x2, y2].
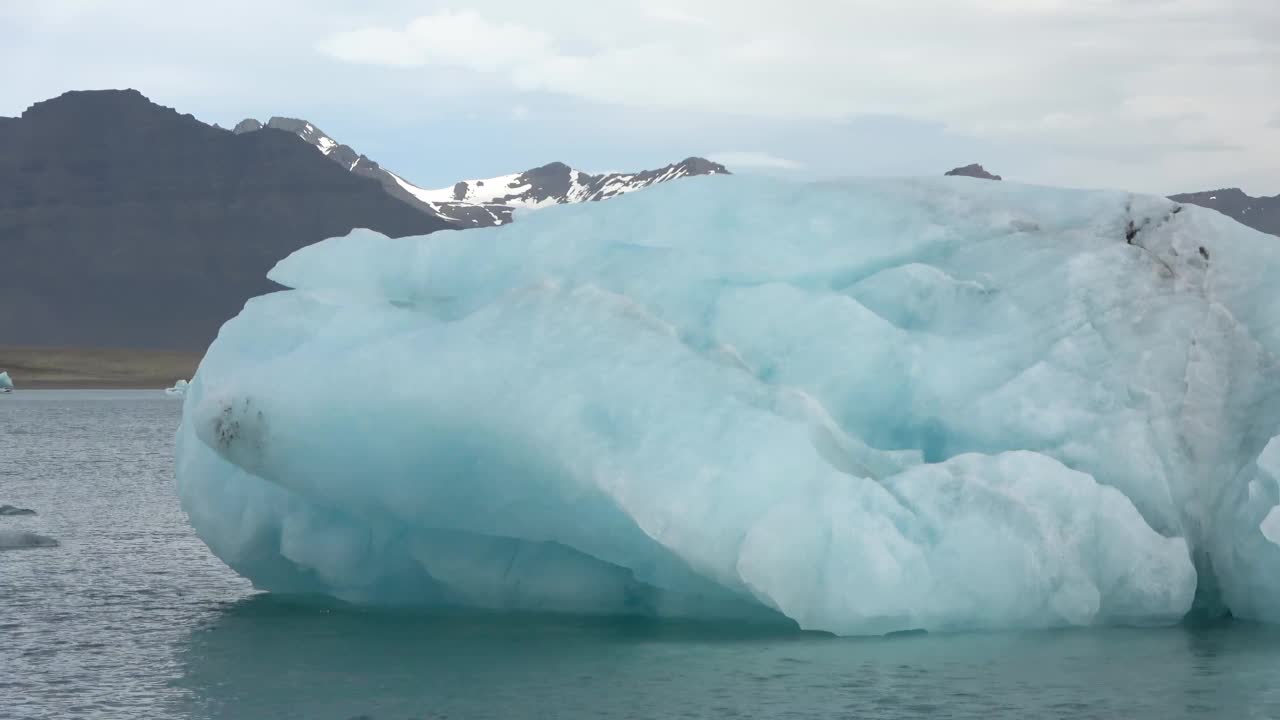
[7, 391, 1280, 720]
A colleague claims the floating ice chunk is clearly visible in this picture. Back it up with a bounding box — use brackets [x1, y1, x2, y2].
[0, 530, 59, 550]
[165, 379, 190, 397]
[176, 176, 1280, 635]
[0, 371, 13, 392]
[0, 505, 36, 516]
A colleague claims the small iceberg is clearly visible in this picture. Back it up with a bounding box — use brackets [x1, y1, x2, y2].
[0, 371, 13, 393]
[0, 505, 36, 516]
[165, 379, 190, 397]
[0, 529, 59, 550]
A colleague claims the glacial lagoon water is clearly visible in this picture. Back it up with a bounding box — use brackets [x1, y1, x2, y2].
[6, 390, 1280, 719]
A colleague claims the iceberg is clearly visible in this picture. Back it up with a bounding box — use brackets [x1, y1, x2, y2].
[175, 176, 1280, 635]
[0, 371, 12, 392]
[165, 379, 190, 397]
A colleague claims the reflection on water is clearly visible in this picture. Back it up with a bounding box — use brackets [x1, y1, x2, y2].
[8, 391, 1280, 719]
[172, 595, 1280, 720]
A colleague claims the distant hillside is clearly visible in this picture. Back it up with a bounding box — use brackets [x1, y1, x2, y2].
[0, 89, 452, 350]
[0, 345, 202, 389]
[1167, 188, 1280, 237]
[945, 164, 1002, 181]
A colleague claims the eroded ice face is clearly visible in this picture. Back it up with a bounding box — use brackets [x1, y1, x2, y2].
[175, 175, 1280, 635]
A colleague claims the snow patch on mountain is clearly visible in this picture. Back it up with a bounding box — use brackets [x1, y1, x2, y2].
[234, 116, 729, 228]
[416, 158, 729, 211]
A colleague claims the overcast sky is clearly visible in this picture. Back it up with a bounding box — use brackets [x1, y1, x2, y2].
[5, 0, 1278, 194]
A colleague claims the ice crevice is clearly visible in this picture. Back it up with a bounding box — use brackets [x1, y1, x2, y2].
[176, 176, 1280, 635]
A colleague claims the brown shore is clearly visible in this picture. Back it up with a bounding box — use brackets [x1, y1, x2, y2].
[0, 346, 203, 389]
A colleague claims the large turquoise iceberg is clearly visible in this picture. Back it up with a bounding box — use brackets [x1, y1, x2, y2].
[175, 176, 1280, 635]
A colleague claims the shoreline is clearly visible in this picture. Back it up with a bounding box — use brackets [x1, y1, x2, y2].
[0, 345, 202, 391]
[4, 381, 183, 390]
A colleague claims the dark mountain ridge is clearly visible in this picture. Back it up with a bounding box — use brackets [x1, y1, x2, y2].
[0, 89, 451, 349]
[945, 163, 1002, 181]
[1167, 187, 1280, 238]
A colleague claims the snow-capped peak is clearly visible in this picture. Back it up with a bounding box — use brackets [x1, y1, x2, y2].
[411, 158, 730, 211]
[234, 115, 730, 229]
[264, 118, 334, 154]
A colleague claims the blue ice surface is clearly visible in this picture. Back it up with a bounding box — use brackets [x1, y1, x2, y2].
[174, 175, 1280, 636]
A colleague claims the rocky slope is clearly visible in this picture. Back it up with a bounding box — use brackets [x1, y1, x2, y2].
[1168, 188, 1279, 238]
[945, 164, 1002, 181]
[0, 90, 452, 349]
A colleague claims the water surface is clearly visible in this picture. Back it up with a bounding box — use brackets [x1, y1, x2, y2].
[4, 390, 1280, 719]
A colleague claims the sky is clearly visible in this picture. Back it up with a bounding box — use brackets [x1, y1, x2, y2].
[3, 0, 1278, 195]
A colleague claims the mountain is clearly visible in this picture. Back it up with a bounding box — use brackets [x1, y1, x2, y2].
[0, 89, 730, 351]
[945, 164, 1002, 181]
[1167, 188, 1280, 238]
[408, 157, 731, 220]
[0, 89, 452, 350]
[234, 116, 730, 227]
[233, 116, 515, 227]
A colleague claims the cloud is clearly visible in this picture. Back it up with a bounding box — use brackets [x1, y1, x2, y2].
[709, 151, 802, 170]
[4, 0, 1278, 193]
[641, 6, 712, 27]
[320, 10, 554, 71]
[318, 3, 1280, 133]
[306, 1, 1275, 191]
